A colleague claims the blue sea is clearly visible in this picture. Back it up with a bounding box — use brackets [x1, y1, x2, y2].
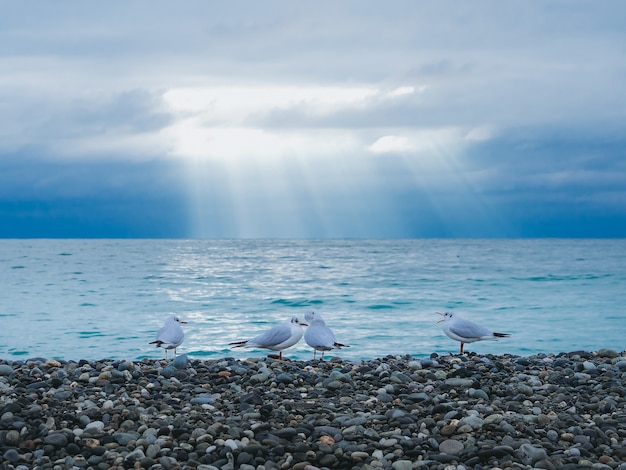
[0, 239, 624, 361]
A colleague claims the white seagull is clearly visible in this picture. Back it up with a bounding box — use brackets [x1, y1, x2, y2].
[303, 310, 349, 360]
[229, 316, 308, 360]
[437, 311, 510, 354]
[150, 315, 187, 359]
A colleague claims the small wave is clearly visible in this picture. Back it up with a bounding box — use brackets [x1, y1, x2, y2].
[513, 273, 613, 282]
[9, 350, 29, 356]
[79, 303, 97, 307]
[367, 304, 395, 310]
[58, 253, 73, 256]
[79, 331, 107, 338]
[270, 299, 323, 307]
[11, 266, 25, 269]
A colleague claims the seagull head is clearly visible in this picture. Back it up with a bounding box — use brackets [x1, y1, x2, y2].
[304, 310, 323, 323]
[436, 311, 454, 323]
[290, 316, 308, 327]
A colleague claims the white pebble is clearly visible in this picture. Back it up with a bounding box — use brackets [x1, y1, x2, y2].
[102, 400, 114, 410]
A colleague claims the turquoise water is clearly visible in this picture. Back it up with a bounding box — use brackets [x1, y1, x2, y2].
[0, 239, 624, 361]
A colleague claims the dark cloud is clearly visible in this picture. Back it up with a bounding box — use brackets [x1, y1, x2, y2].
[1, 1, 625, 238]
[0, 155, 189, 238]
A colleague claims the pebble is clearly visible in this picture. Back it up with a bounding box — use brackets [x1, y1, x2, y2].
[392, 460, 413, 470]
[518, 443, 548, 465]
[0, 351, 623, 469]
[3, 448, 20, 463]
[439, 439, 464, 455]
[43, 432, 68, 447]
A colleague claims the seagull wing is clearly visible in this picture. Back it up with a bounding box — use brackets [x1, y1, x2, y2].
[158, 324, 184, 344]
[249, 324, 292, 348]
[305, 324, 335, 349]
[448, 318, 491, 340]
[165, 328, 184, 345]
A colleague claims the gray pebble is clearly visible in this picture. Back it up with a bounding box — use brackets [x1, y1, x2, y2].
[172, 354, 188, 369]
[5, 430, 20, 446]
[445, 378, 474, 387]
[582, 360, 596, 370]
[391, 460, 413, 470]
[3, 448, 20, 463]
[518, 443, 548, 465]
[596, 348, 618, 358]
[439, 439, 464, 455]
[43, 432, 68, 447]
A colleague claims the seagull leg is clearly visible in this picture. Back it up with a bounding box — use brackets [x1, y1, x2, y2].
[313, 350, 317, 360]
[459, 343, 464, 355]
[279, 351, 283, 360]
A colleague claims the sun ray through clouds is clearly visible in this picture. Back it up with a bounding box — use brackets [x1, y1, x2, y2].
[161, 84, 387, 237]
[366, 126, 511, 237]
[161, 82, 509, 238]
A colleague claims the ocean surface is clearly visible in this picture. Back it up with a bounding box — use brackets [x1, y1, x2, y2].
[0, 239, 624, 361]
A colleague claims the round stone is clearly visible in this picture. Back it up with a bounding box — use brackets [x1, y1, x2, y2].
[44, 432, 69, 447]
[3, 449, 20, 463]
[439, 439, 464, 455]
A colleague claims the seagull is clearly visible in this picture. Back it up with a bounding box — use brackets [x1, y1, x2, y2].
[437, 311, 510, 354]
[303, 310, 349, 360]
[150, 315, 187, 359]
[229, 316, 308, 360]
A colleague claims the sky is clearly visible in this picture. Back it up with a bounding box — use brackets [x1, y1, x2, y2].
[1, 1, 625, 238]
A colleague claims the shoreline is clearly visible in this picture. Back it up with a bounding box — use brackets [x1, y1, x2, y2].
[1, 350, 625, 470]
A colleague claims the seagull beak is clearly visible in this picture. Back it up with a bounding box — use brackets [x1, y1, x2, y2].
[180, 321, 188, 324]
[301, 323, 309, 327]
[436, 311, 445, 323]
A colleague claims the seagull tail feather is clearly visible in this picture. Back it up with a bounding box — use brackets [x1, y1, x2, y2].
[493, 332, 510, 338]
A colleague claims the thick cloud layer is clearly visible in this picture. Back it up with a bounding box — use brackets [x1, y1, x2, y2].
[1, 1, 625, 237]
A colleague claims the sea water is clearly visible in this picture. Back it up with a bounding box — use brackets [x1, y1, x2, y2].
[0, 239, 624, 361]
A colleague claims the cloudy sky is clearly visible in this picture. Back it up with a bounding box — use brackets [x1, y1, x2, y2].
[1, 1, 625, 238]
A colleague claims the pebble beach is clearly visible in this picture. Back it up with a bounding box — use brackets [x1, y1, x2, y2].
[1, 350, 625, 470]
